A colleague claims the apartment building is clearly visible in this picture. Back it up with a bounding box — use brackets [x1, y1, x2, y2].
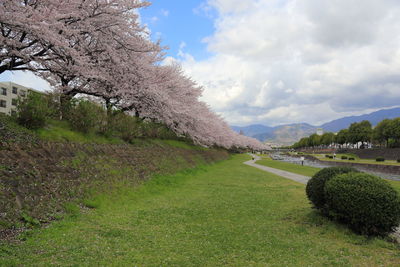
[0, 82, 44, 115]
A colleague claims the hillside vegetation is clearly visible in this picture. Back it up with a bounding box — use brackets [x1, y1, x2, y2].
[0, 112, 229, 237]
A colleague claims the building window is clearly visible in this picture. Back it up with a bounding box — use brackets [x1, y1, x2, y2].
[20, 90, 26, 97]
[12, 98, 17, 106]
[12, 87, 18, 94]
[1, 87, 6, 96]
[0, 100, 6, 108]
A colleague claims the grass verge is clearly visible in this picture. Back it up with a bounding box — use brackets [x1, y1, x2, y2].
[311, 153, 400, 166]
[1, 154, 399, 266]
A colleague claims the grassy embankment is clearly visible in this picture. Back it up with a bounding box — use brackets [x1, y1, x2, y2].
[36, 120, 125, 144]
[1, 114, 224, 233]
[1, 154, 400, 266]
[256, 155, 400, 193]
[300, 152, 400, 166]
[1, 114, 197, 147]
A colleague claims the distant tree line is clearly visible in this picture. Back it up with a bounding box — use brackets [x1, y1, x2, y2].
[292, 118, 400, 149]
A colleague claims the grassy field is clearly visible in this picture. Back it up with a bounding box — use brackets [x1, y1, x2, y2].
[1, 154, 400, 266]
[257, 156, 321, 177]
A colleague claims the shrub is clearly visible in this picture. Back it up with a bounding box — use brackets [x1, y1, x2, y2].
[328, 155, 333, 159]
[397, 159, 400, 163]
[140, 121, 179, 140]
[325, 154, 330, 158]
[107, 111, 141, 142]
[376, 157, 385, 162]
[105, 111, 179, 141]
[325, 172, 400, 236]
[306, 167, 359, 211]
[16, 91, 53, 129]
[67, 100, 107, 134]
[348, 157, 355, 160]
[341, 156, 348, 160]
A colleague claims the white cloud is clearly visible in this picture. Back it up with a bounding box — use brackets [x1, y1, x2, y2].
[150, 16, 159, 23]
[177, 0, 400, 126]
[161, 9, 169, 17]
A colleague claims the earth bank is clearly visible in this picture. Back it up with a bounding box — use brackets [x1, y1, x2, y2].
[0, 140, 228, 238]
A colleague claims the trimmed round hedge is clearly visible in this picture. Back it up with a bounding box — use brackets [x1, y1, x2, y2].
[324, 172, 400, 236]
[306, 167, 359, 211]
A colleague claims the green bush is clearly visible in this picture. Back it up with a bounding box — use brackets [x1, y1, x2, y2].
[328, 155, 333, 159]
[107, 111, 141, 142]
[16, 91, 53, 129]
[325, 172, 400, 236]
[67, 100, 106, 134]
[376, 157, 385, 162]
[141, 121, 179, 140]
[341, 156, 348, 160]
[306, 167, 359, 211]
[348, 157, 355, 160]
[325, 154, 330, 158]
[397, 159, 400, 163]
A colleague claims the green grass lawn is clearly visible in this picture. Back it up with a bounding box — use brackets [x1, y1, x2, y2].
[1, 154, 400, 266]
[257, 157, 320, 177]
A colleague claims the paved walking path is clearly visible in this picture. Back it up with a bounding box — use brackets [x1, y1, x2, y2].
[244, 155, 310, 184]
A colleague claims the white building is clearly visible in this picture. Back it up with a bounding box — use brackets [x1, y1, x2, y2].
[0, 82, 43, 115]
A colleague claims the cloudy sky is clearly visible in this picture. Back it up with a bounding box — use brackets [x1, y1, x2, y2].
[2, 0, 400, 127]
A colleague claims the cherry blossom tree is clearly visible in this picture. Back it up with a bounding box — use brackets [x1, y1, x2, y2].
[0, 0, 56, 73]
[0, 0, 269, 151]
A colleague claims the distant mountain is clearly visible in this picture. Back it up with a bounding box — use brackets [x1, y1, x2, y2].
[231, 124, 274, 137]
[232, 107, 400, 146]
[320, 107, 400, 132]
[232, 123, 318, 146]
[252, 131, 275, 142]
[269, 123, 316, 145]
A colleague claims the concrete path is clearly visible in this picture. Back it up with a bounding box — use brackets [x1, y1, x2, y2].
[244, 155, 311, 184]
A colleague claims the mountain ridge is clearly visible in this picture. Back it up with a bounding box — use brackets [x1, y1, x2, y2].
[232, 107, 400, 145]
